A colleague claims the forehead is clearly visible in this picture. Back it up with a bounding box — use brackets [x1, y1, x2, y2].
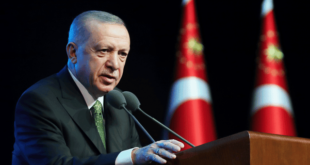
[87, 21, 130, 47]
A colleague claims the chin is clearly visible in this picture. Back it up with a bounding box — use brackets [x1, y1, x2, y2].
[97, 85, 115, 95]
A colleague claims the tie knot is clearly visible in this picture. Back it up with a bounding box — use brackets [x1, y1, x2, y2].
[93, 100, 102, 114]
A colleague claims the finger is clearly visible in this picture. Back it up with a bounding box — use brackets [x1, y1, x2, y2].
[155, 148, 176, 159]
[150, 153, 167, 164]
[157, 141, 181, 152]
[166, 149, 177, 153]
[169, 139, 185, 148]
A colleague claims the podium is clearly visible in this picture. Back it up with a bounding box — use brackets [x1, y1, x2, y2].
[151, 131, 310, 165]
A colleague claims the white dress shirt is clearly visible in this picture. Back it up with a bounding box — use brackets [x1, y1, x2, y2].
[68, 69, 135, 165]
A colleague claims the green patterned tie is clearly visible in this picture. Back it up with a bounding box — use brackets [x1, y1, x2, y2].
[92, 100, 106, 148]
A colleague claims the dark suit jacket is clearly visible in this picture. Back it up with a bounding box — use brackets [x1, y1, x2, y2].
[12, 66, 141, 165]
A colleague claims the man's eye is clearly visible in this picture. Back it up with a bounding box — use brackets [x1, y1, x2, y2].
[120, 52, 128, 56]
[100, 49, 108, 53]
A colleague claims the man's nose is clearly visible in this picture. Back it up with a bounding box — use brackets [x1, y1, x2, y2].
[106, 52, 119, 71]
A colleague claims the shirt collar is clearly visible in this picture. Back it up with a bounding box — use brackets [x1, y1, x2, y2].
[68, 69, 104, 109]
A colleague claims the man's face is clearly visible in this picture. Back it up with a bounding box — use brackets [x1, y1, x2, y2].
[74, 22, 130, 97]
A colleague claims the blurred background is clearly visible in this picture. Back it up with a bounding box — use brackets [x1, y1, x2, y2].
[1, 0, 310, 163]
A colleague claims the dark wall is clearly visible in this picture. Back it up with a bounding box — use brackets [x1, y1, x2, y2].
[2, 0, 310, 164]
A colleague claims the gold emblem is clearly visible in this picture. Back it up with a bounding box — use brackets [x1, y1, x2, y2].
[267, 31, 275, 38]
[186, 61, 193, 68]
[187, 38, 203, 55]
[265, 44, 283, 62]
[259, 63, 285, 76]
[186, 23, 197, 30]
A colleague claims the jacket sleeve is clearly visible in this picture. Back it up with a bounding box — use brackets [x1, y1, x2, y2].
[13, 91, 119, 165]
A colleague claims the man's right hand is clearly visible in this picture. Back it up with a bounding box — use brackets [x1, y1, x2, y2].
[131, 139, 184, 164]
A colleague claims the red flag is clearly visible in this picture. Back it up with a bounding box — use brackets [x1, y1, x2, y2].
[164, 0, 216, 150]
[251, 0, 296, 136]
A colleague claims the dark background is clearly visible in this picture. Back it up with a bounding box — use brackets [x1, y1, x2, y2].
[1, 0, 310, 164]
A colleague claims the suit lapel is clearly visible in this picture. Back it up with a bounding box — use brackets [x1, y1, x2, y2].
[56, 66, 106, 154]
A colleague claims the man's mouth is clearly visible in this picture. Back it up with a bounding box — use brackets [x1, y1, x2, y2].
[100, 74, 116, 84]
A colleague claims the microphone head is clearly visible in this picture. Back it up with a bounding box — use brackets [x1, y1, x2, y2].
[122, 91, 141, 112]
[105, 90, 127, 109]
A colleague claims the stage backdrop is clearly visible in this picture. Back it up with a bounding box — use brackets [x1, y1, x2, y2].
[1, 0, 310, 164]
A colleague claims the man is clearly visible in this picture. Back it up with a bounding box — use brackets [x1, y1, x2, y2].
[12, 10, 184, 165]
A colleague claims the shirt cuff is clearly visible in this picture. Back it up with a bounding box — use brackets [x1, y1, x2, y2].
[115, 147, 139, 165]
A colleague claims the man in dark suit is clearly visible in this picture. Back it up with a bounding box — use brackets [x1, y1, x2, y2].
[12, 10, 184, 165]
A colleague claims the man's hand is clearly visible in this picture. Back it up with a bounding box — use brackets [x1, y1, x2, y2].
[131, 139, 184, 164]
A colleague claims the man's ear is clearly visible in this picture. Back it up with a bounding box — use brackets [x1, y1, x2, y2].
[66, 42, 78, 64]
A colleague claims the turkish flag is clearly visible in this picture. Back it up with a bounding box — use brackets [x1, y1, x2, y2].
[251, 0, 296, 136]
[164, 0, 216, 150]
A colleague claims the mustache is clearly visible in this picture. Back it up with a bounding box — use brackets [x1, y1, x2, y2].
[100, 72, 118, 78]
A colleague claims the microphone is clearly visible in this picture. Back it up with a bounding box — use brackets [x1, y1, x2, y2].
[122, 91, 195, 148]
[105, 90, 155, 143]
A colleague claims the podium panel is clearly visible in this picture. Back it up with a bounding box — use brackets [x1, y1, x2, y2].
[151, 131, 310, 165]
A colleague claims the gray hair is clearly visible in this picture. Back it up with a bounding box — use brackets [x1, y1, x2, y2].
[68, 10, 125, 44]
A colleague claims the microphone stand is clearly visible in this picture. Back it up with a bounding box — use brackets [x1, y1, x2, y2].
[121, 105, 155, 143]
[137, 108, 195, 148]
